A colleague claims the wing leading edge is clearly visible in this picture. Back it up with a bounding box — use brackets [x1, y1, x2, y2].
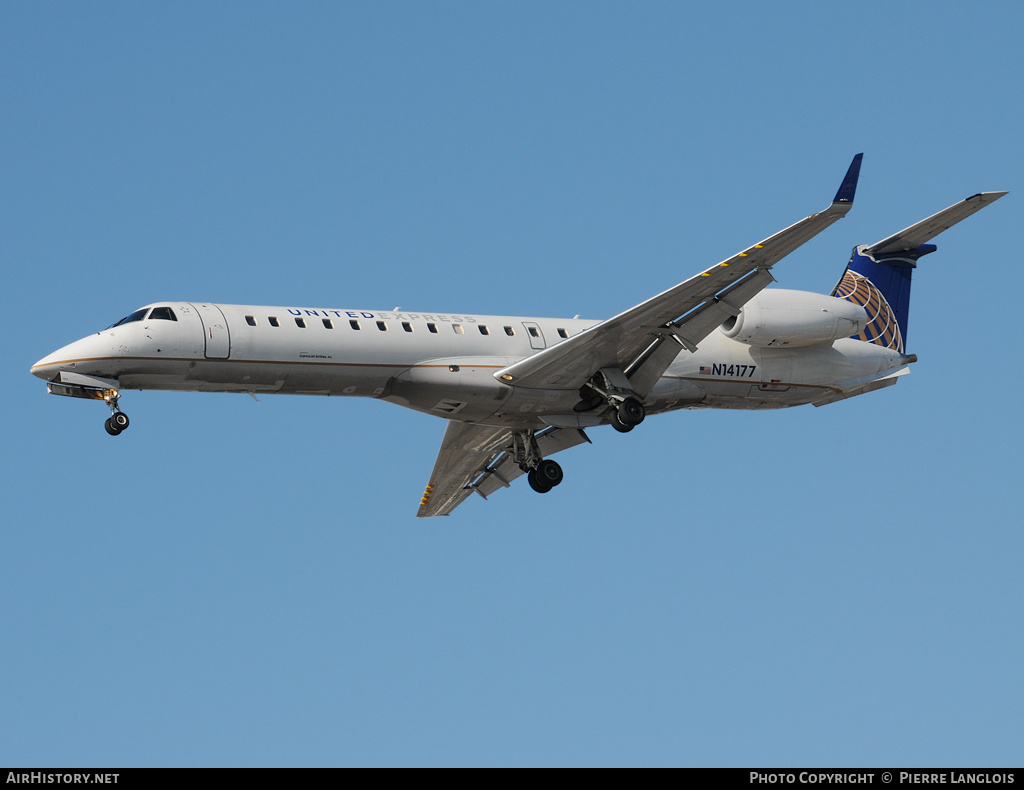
[494, 154, 864, 396]
[865, 190, 1009, 254]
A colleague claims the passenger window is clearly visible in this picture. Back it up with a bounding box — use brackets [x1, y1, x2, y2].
[149, 307, 177, 321]
[453, 324, 464, 334]
[322, 319, 334, 329]
[557, 328, 568, 339]
[295, 317, 306, 328]
[245, 315, 257, 327]
[376, 321, 387, 331]
[269, 316, 280, 327]
[528, 326, 539, 338]
[479, 325, 489, 335]
[349, 320, 361, 330]
[402, 322, 413, 332]
[427, 323, 437, 333]
[504, 326, 515, 336]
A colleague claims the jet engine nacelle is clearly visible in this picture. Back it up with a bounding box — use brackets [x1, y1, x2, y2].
[719, 289, 868, 348]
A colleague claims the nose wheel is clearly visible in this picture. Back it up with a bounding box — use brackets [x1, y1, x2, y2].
[104, 395, 130, 436]
[105, 412, 130, 435]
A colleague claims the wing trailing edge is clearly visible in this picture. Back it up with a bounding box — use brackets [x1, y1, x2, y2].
[494, 154, 864, 395]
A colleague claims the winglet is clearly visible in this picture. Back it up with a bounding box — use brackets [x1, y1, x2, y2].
[832, 153, 863, 205]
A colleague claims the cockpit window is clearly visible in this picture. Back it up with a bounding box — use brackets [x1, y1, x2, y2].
[149, 306, 177, 321]
[109, 308, 149, 328]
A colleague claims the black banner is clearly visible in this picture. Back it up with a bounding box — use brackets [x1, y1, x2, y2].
[2, 768, 1022, 777]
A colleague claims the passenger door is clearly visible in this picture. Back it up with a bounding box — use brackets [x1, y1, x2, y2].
[190, 303, 230, 359]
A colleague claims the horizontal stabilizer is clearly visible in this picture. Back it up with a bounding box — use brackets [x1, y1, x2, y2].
[866, 191, 1008, 254]
[812, 367, 910, 407]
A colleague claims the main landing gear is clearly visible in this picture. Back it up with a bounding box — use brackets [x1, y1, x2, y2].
[528, 459, 563, 494]
[609, 396, 646, 434]
[512, 430, 564, 495]
[578, 368, 647, 433]
[103, 394, 130, 436]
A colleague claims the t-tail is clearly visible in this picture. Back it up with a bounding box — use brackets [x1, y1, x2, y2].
[830, 191, 1008, 353]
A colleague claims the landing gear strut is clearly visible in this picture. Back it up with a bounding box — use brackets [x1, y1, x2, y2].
[610, 395, 646, 433]
[581, 369, 647, 433]
[512, 430, 564, 495]
[103, 394, 130, 436]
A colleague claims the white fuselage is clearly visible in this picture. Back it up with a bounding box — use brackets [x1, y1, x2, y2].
[31, 296, 909, 430]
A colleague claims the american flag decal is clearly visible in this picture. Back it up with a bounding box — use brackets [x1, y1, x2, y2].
[699, 366, 712, 375]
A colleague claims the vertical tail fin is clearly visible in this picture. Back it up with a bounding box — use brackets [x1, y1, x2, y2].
[831, 191, 1008, 353]
[831, 244, 933, 354]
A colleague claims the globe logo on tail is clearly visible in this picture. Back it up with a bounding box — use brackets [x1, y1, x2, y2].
[833, 270, 904, 353]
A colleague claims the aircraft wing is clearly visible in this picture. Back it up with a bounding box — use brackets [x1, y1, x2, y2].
[494, 154, 864, 397]
[417, 421, 590, 517]
[865, 191, 1008, 254]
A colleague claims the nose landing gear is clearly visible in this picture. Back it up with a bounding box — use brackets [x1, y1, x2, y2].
[103, 395, 130, 436]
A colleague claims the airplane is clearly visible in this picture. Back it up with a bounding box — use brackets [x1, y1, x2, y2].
[31, 155, 1007, 517]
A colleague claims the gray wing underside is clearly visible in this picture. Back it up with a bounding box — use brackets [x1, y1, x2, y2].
[866, 191, 1008, 254]
[417, 421, 590, 518]
[494, 155, 863, 397]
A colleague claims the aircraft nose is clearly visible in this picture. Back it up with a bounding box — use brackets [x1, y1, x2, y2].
[31, 350, 62, 381]
[30, 334, 109, 382]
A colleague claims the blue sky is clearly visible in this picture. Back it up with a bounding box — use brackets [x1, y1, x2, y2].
[2, 1, 1021, 767]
